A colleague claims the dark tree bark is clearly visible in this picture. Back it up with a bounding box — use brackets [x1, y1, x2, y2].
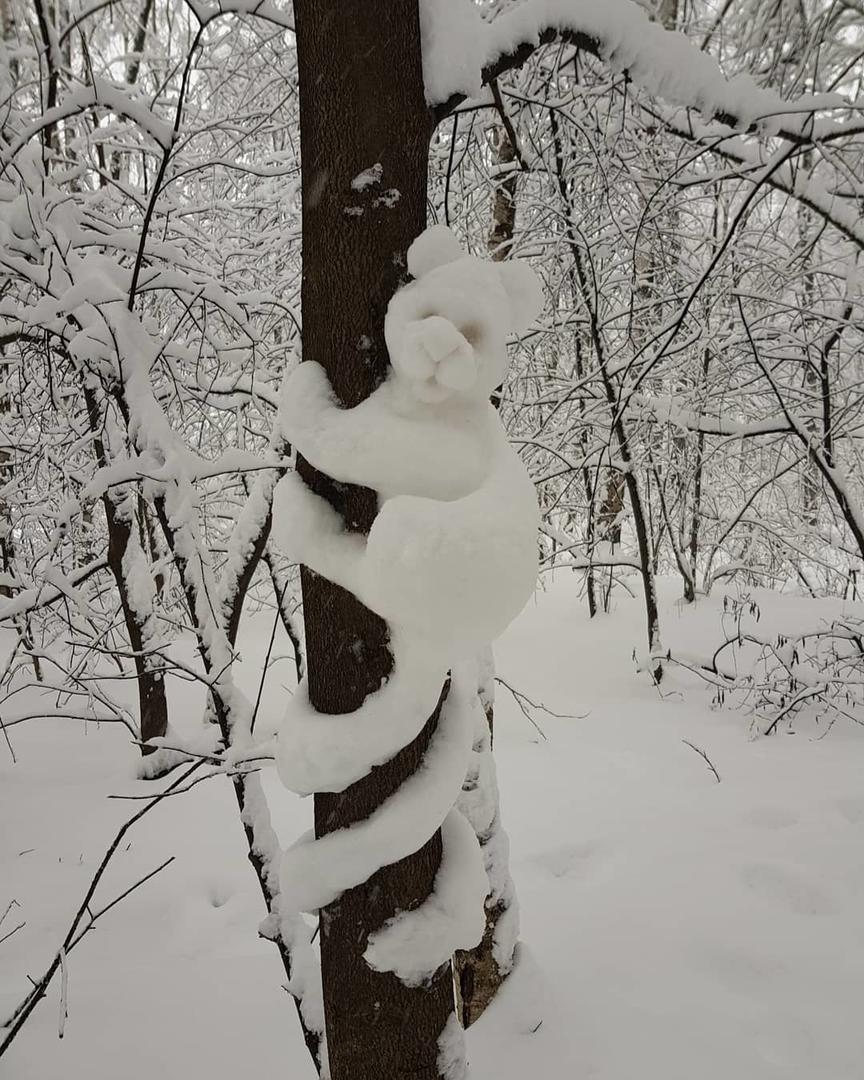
[487, 125, 517, 261]
[453, 673, 518, 1029]
[104, 497, 168, 746]
[292, 4, 457, 1078]
[83, 387, 168, 750]
[0, 372, 13, 599]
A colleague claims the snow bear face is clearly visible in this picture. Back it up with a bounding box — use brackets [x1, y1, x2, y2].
[384, 225, 542, 405]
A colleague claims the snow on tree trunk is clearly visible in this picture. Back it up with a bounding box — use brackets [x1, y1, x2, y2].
[275, 236, 541, 1076]
[0, 360, 13, 599]
[453, 650, 520, 1028]
[451, 134, 524, 1026]
[82, 387, 169, 759]
[289, 5, 461, 1077]
[278, 11, 543, 1076]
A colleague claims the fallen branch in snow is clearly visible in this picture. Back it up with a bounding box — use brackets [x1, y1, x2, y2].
[0, 762, 196, 1058]
[495, 675, 585, 740]
[0, 854, 177, 1050]
[681, 739, 721, 783]
[668, 597, 864, 736]
[0, 920, 25, 949]
[760, 687, 826, 737]
[0, 901, 25, 949]
[57, 948, 68, 1039]
[0, 714, 15, 763]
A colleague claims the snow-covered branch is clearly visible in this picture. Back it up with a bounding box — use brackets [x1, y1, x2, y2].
[429, 0, 854, 145]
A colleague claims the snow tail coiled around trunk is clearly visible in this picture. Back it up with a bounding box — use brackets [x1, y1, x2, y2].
[272, 226, 541, 1019]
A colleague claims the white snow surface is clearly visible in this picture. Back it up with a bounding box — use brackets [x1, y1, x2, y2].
[3, 577, 864, 1078]
[437, 1012, 469, 1080]
[351, 163, 384, 191]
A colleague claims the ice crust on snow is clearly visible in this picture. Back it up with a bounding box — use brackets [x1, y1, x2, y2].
[273, 225, 542, 982]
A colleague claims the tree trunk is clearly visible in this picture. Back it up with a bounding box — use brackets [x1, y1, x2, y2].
[487, 126, 517, 260]
[548, 108, 662, 672]
[0, 366, 13, 599]
[293, 4, 458, 1078]
[83, 387, 169, 752]
[450, 121, 524, 1026]
[453, 654, 519, 1028]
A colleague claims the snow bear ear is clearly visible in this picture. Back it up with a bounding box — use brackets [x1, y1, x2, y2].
[407, 224, 463, 279]
[496, 260, 544, 333]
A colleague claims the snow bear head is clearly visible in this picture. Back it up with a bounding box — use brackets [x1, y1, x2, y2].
[384, 224, 543, 405]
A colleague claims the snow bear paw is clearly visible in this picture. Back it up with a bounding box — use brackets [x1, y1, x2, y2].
[271, 471, 342, 566]
[280, 361, 334, 450]
[394, 316, 478, 404]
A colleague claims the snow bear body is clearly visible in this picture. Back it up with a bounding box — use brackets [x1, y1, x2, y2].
[273, 224, 542, 657]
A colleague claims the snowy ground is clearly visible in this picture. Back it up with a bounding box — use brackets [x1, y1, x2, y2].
[3, 575, 863, 1079]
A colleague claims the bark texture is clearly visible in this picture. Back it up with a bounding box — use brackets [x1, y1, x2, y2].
[84, 387, 169, 750]
[453, 671, 517, 1027]
[293, 4, 456, 1078]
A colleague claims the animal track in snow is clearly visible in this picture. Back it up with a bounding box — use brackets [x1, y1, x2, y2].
[742, 805, 800, 830]
[692, 943, 787, 992]
[531, 843, 600, 881]
[739, 862, 835, 916]
[835, 796, 864, 824]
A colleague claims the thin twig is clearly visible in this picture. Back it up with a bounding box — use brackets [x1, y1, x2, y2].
[495, 675, 583, 740]
[0, 899, 20, 930]
[107, 763, 264, 800]
[57, 948, 67, 1039]
[250, 579, 290, 735]
[0, 761, 197, 1057]
[0, 922, 25, 948]
[68, 857, 176, 948]
[681, 739, 721, 783]
[0, 713, 16, 763]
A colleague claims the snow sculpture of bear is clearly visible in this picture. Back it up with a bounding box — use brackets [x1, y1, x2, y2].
[272, 224, 542, 987]
[274, 224, 541, 657]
